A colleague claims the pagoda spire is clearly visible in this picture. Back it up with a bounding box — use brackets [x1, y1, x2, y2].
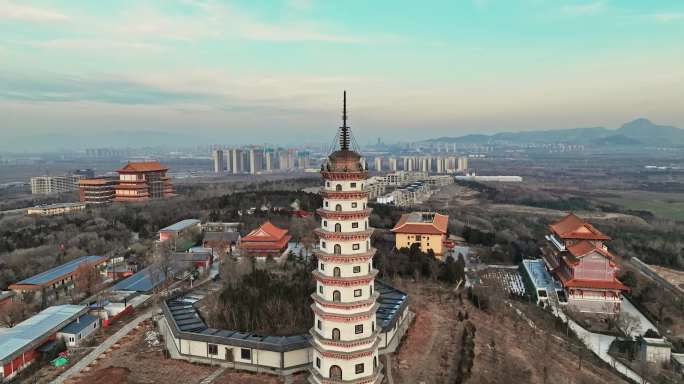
[339, 90, 350, 151]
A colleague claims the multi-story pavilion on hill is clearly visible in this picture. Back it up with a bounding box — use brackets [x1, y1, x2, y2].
[541, 213, 627, 315]
[114, 161, 174, 202]
[310, 92, 382, 384]
[239, 221, 292, 259]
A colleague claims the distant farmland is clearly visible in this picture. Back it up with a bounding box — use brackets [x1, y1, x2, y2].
[599, 191, 684, 221]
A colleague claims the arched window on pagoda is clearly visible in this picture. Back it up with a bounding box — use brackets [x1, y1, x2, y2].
[333, 290, 341, 302]
[335, 184, 342, 191]
[335, 204, 342, 212]
[334, 223, 342, 232]
[333, 267, 341, 277]
[330, 365, 342, 379]
[332, 328, 340, 341]
[334, 244, 341, 254]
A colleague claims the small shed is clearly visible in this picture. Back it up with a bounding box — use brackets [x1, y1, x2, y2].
[58, 314, 100, 347]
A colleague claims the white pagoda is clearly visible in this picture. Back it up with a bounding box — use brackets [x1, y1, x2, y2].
[309, 91, 383, 383]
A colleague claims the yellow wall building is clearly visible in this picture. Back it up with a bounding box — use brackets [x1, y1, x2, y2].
[391, 212, 448, 259]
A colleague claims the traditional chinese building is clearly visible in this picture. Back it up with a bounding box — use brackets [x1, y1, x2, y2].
[541, 213, 627, 315]
[310, 92, 382, 384]
[391, 212, 449, 259]
[238, 221, 291, 259]
[79, 177, 117, 204]
[114, 161, 174, 202]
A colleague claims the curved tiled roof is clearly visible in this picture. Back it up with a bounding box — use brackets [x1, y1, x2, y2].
[117, 161, 168, 173]
[392, 212, 448, 235]
[549, 213, 610, 240]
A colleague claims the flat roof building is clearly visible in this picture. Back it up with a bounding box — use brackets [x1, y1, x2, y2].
[9, 256, 107, 304]
[0, 305, 87, 382]
[27, 202, 86, 217]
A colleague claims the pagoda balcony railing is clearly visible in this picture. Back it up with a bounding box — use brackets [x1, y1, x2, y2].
[314, 228, 374, 241]
[317, 208, 372, 220]
[311, 303, 379, 323]
[311, 292, 380, 310]
[320, 190, 369, 200]
[308, 366, 383, 384]
[321, 171, 368, 181]
[312, 270, 378, 286]
[309, 328, 381, 350]
[315, 249, 376, 263]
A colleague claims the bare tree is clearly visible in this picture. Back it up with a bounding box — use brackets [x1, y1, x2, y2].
[0, 301, 28, 327]
[617, 311, 641, 337]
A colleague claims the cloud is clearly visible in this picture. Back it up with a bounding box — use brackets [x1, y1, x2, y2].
[650, 12, 684, 23]
[29, 38, 164, 52]
[0, 1, 68, 22]
[561, 1, 605, 16]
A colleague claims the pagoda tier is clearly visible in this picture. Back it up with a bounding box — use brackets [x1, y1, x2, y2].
[317, 208, 372, 221]
[320, 191, 369, 200]
[321, 171, 369, 181]
[310, 91, 381, 384]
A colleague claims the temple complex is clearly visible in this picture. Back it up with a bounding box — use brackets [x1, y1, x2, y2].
[238, 221, 291, 259]
[541, 213, 627, 315]
[114, 161, 174, 202]
[309, 92, 382, 383]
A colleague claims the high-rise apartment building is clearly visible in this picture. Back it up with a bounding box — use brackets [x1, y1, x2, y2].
[212, 149, 225, 173]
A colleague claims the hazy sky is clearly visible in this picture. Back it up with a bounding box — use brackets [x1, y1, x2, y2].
[1, 0, 683, 151]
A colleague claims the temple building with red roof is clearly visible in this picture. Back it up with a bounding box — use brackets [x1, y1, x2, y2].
[238, 221, 292, 259]
[114, 161, 174, 202]
[541, 213, 627, 315]
[391, 212, 449, 259]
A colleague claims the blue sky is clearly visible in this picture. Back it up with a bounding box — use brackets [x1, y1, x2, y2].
[1, 0, 683, 150]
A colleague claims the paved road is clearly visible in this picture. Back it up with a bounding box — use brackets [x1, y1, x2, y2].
[51, 307, 157, 384]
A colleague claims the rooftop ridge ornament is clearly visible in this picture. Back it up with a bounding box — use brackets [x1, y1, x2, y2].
[339, 90, 350, 151]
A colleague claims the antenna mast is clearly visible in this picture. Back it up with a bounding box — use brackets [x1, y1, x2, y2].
[340, 91, 350, 151]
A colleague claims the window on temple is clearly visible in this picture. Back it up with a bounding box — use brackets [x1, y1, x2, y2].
[334, 244, 341, 254]
[352, 243, 360, 250]
[335, 223, 342, 232]
[241, 348, 251, 360]
[355, 363, 364, 374]
[208, 344, 218, 355]
[335, 204, 342, 212]
[320, 263, 325, 270]
[333, 290, 341, 302]
[323, 220, 328, 227]
[350, 182, 357, 188]
[319, 285, 323, 293]
[332, 328, 340, 341]
[351, 202, 358, 208]
[333, 267, 341, 277]
[355, 324, 363, 334]
[352, 222, 359, 229]
[353, 266, 361, 273]
[354, 289, 362, 297]
[317, 320, 322, 329]
[316, 357, 321, 368]
[335, 184, 342, 191]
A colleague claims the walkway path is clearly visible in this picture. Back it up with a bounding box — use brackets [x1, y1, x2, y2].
[199, 366, 227, 384]
[51, 307, 157, 384]
[382, 355, 394, 384]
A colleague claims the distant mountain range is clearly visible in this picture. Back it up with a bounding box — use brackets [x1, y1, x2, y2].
[426, 119, 684, 147]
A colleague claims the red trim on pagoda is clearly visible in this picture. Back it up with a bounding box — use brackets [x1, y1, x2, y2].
[315, 250, 375, 263]
[311, 329, 380, 349]
[314, 228, 373, 241]
[320, 190, 369, 200]
[312, 304, 377, 322]
[312, 270, 378, 286]
[321, 171, 368, 181]
[311, 292, 379, 310]
[317, 208, 371, 220]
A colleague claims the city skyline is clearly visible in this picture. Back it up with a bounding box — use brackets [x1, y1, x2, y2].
[1, 0, 684, 151]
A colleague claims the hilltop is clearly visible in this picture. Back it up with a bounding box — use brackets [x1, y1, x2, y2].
[427, 118, 684, 147]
